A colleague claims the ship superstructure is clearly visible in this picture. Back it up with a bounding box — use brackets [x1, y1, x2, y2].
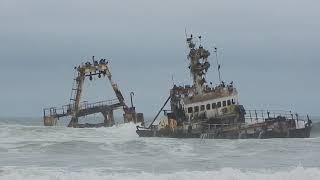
[136, 34, 312, 139]
[169, 35, 245, 128]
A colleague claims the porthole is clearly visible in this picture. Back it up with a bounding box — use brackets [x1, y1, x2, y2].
[194, 106, 199, 112]
[200, 105, 205, 111]
[212, 103, 217, 109]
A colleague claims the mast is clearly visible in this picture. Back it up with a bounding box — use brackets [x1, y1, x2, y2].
[186, 35, 211, 95]
[214, 47, 222, 84]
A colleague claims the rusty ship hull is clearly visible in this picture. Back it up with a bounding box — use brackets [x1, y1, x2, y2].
[136, 119, 312, 139]
[136, 129, 312, 139]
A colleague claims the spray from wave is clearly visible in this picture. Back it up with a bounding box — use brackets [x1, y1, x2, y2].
[1, 119, 320, 180]
[311, 121, 320, 137]
[0, 166, 320, 180]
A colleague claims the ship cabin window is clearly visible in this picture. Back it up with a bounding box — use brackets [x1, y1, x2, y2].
[232, 99, 236, 104]
[212, 103, 217, 109]
[194, 106, 199, 112]
[227, 100, 231, 106]
[206, 104, 211, 110]
[217, 102, 221, 108]
[187, 107, 193, 113]
[223, 101, 226, 107]
[200, 105, 205, 111]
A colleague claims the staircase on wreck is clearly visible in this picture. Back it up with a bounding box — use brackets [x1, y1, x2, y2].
[43, 56, 144, 128]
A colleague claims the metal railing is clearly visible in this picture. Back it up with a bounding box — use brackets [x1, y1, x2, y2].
[43, 98, 120, 118]
[244, 110, 309, 124]
[78, 99, 120, 110]
[186, 110, 311, 132]
[43, 105, 73, 118]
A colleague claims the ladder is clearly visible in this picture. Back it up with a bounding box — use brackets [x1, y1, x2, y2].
[69, 69, 79, 111]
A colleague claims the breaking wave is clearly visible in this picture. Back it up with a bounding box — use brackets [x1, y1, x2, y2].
[1, 119, 320, 180]
[0, 166, 320, 180]
[311, 121, 320, 137]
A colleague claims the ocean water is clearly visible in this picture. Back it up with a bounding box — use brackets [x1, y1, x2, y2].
[0, 118, 320, 180]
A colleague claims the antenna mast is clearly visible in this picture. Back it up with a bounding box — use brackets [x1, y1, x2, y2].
[214, 47, 222, 84]
[186, 34, 211, 94]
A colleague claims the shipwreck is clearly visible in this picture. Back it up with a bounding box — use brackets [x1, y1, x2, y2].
[43, 56, 144, 128]
[136, 34, 312, 139]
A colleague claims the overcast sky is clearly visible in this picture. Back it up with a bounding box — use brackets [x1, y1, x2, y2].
[0, 0, 319, 118]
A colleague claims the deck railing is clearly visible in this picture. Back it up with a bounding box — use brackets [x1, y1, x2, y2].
[43, 98, 120, 118]
[78, 99, 120, 110]
[187, 109, 311, 131]
[244, 110, 309, 124]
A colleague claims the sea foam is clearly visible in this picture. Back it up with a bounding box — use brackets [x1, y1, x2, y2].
[0, 166, 320, 180]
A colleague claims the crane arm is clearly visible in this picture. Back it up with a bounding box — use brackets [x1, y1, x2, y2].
[104, 65, 127, 108]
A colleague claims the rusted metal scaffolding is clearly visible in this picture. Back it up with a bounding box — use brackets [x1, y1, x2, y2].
[43, 56, 144, 128]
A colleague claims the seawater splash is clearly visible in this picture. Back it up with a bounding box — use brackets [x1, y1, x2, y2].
[1, 119, 320, 179]
[0, 167, 320, 180]
[311, 121, 320, 137]
[0, 122, 139, 143]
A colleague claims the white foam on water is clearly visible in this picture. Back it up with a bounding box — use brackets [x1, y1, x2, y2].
[0, 122, 139, 142]
[166, 142, 196, 157]
[1, 121, 320, 178]
[0, 166, 319, 180]
[0, 122, 140, 152]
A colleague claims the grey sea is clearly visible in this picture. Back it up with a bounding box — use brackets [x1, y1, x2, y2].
[1, 117, 320, 180]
